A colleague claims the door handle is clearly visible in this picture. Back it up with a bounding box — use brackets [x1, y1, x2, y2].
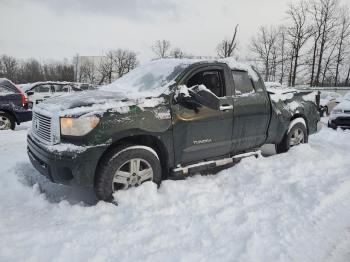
[219, 105, 233, 111]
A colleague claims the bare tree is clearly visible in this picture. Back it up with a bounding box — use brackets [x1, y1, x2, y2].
[250, 26, 279, 81]
[19, 59, 44, 83]
[309, 0, 324, 86]
[278, 26, 288, 84]
[124, 50, 138, 74]
[0, 55, 18, 81]
[80, 60, 97, 84]
[152, 40, 171, 59]
[170, 48, 185, 58]
[334, 8, 350, 85]
[216, 24, 239, 58]
[313, 0, 340, 86]
[98, 51, 114, 84]
[321, 38, 338, 85]
[286, 0, 312, 86]
[346, 64, 350, 86]
[113, 49, 138, 78]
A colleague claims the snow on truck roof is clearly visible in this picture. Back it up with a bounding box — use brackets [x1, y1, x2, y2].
[99, 58, 259, 98]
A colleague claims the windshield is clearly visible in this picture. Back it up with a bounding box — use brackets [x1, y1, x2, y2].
[99, 59, 192, 98]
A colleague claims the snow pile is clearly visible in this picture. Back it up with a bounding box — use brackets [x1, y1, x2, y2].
[1, 123, 350, 261]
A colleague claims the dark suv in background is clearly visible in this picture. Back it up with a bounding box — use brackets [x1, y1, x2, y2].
[0, 78, 32, 130]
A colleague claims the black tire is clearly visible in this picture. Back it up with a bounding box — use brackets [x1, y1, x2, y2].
[0, 112, 15, 130]
[94, 145, 162, 201]
[325, 106, 329, 116]
[275, 122, 308, 154]
[328, 122, 336, 130]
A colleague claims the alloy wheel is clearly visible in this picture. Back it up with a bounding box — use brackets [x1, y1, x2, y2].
[112, 158, 154, 191]
[290, 127, 305, 146]
[0, 116, 11, 130]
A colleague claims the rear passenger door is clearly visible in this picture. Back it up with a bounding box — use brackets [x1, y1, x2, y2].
[231, 70, 270, 153]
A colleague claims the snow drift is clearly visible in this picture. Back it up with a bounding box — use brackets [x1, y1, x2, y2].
[0, 122, 350, 261]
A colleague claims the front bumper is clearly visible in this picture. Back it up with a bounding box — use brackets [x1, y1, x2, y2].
[27, 134, 108, 187]
[14, 108, 32, 124]
[328, 116, 350, 129]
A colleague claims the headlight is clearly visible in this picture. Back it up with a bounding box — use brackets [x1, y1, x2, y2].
[331, 109, 343, 115]
[60, 116, 100, 136]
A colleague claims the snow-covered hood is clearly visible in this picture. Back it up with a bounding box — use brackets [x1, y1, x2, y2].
[333, 98, 350, 111]
[34, 90, 165, 117]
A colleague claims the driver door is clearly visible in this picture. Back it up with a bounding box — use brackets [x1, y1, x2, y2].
[171, 64, 234, 166]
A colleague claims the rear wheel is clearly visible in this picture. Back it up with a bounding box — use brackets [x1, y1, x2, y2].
[275, 122, 308, 154]
[94, 145, 162, 201]
[325, 106, 330, 116]
[0, 112, 15, 130]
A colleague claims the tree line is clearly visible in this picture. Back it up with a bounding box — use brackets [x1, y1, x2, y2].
[249, 0, 350, 87]
[0, 55, 75, 84]
[0, 0, 349, 87]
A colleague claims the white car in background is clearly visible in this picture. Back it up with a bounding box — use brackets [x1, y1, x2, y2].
[20, 82, 84, 108]
[319, 91, 343, 116]
[328, 91, 350, 129]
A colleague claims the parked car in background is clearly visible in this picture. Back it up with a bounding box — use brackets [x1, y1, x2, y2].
[20, 82, 86, 108]
[319, 91, 343, 116]
[0, 78, 32, 130]
[76, 83, 96, 91]
[328, 91, 350, 129]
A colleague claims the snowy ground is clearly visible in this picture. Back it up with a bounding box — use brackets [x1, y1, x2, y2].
[0, 121, 350, 262]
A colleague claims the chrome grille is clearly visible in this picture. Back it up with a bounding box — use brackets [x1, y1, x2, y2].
[32, 112, 52, 143]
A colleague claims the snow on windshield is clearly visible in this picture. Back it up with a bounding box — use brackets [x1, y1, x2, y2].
[99, 58, 260, 98]
[99, 59, 193, 98]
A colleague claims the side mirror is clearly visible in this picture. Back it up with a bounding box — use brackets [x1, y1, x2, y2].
[188, 85, 220, 111]
[26, 91, 34, 96]
[175, 85, 220, 111]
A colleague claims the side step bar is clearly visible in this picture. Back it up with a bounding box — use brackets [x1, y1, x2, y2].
[172, 150, 261, 177]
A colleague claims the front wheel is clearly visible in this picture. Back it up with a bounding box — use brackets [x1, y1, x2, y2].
[275, 122, 308, 154]
[94, 145, 162, 201]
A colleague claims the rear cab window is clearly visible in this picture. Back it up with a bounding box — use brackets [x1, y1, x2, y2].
[54, 85, 71, 92]
[35, 84, 51, 93]
[231, 71, 256, 96]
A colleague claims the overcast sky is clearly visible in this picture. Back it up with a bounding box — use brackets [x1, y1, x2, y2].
[1, 0, 297, 63]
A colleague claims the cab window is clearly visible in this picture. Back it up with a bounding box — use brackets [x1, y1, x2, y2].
[54, 85, 70, 92]
[232, 71, 255, 95]
[35, 84, 50, 93]
[186, 70, 226, 97]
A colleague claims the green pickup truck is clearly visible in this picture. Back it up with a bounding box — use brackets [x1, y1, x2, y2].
[27, 58, 321, 201]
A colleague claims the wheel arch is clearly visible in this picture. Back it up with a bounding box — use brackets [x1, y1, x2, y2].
[95, 134, 170, 181]
[0, 109, 18, 125]
[290, 113, 309, 134]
